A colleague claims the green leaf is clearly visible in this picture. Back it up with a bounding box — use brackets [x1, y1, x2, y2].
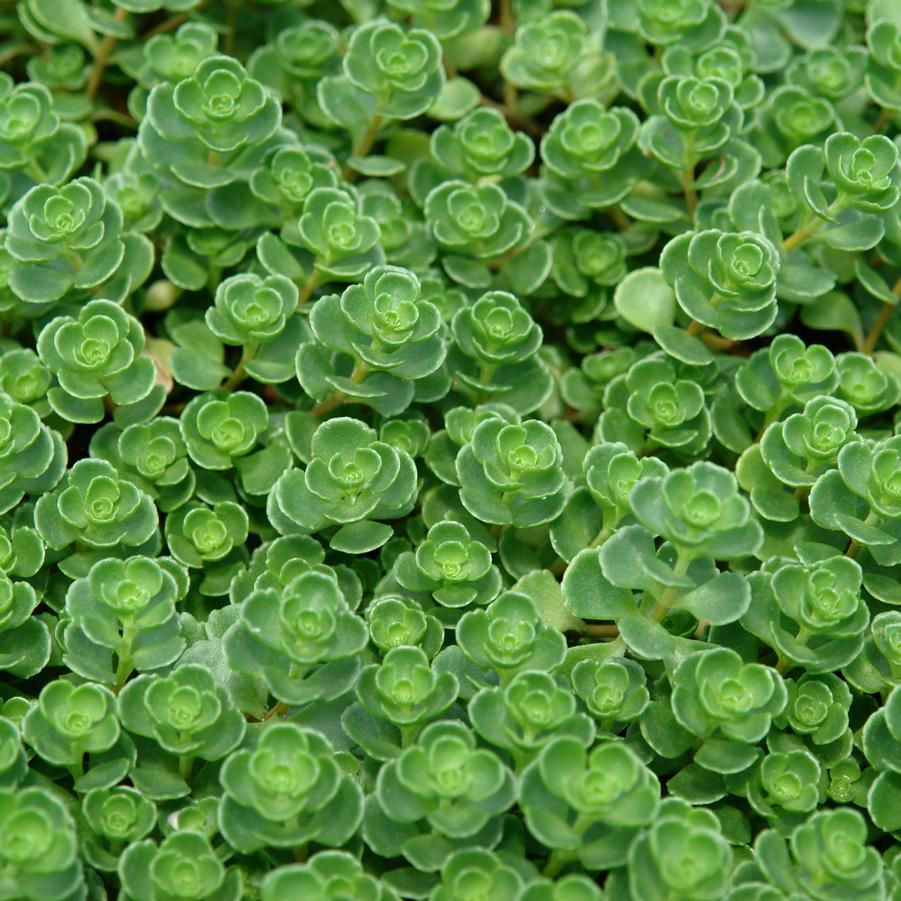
[868, 771, 901, 833]
[169, 349, 229, 391]
[653, 325, 714, 364]
[428, 77, 481, 121]
[674, 572, 751, 626]
[614, 267, 676, 334]
[855, 260, 898, 306]
[27, 0, 97, 50]
[799, 291, 864, 348]
[561, 548, 636, 620]
[345, 155, 406, 177]
[512, 569, 584, 634]
[330, 520, 394, 553]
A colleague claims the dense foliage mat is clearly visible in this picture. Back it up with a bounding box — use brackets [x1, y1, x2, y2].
[0, 0, 900, 897]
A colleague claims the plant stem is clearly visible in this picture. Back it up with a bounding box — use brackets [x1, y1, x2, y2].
[86, 8, 130, 101]
[861, 278, 899, 354]
[68, 755, 86, 781]
[142, 0, 211, 39]
[91, 108, 138, 129]
[222, 343, 258, 391]
[503, 80, 519, 122]
[262, 701, 289, 721]
[584, 623, 619, 638]
[309, 361, 369, 417]
[845, 510, 878, 558]
[310, 391, 347, 418]
[782, 200, 845, 253]
[114, 624, 137, 692]
[782, 218, 823, 252]
[143, 13, 188, 38]
[297, 269, 322, 307]
[542, 814, 591, 876]
[224, 0, 237, 55]
[686, 319, 705, 336]
[178, 755, 194, 780]
[542, 850, 572, 878]
[400, 723, 421, 748]
[487, 219, 557, 272]
[650, 552, 691, 621]
[681, 167, 698, 218]
[753, 394, 789, 442]
[498, 0, 521, 120]
[341, 113, 384, 181]
[606, 205, 632, 230]
[701, 332, 739, 351]
[720, 0, 747, 18]
[588, 526, 612, 549]
[26, 158, 49, 184]
[475, 361, 497, 403]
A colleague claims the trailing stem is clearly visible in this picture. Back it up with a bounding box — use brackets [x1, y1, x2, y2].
[86, 8, 130, 101]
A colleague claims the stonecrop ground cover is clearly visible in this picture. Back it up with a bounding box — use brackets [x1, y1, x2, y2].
[0, 0, 900, 897]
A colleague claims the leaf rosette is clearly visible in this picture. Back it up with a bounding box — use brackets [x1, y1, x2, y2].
[38, 299, 157, 423]
[269, 417, 417, 543]
[6, 178, 124, 308]
[343, 20, 444, 120]
[219, 722, 363, 853]
[224, 569, 367, 705]
[661, 229, 780, 339]
[456, 418, 567, 528]
[519, 737, 660, 868]
[118, 830, 242, 901]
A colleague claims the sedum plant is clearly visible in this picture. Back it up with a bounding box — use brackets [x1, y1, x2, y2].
[118, 830, 242, 900]
[35, 457, 159, 572]
[501, 12, 616, 102]
[0, 0, 899, 897]
[661, 228, 782, 340]
[90, 417, 195, 512]
[540, 100, 642, 219]
[81, 785, 156, 871]
[519, 737, 660, 871]
[390, 519, 502, 608]
[224, 569, 368, 705]
[457, 418, 567, 527]
[37, 298, 159, 424]
[299, 264, 447, 414]
[0, 391, 65, 513]
[0, 786, 84, 900]
[22, 678, 120, 770]
[416, 108, 534, 191]
[5, 178, 126, 310]
[366, 719, 516, 865]
[624, 800, 733, 901]
[219, 722, 363, 853]
[261, 850, 399, 901]
[469, 669, 594, 764]
[269, 416, 417, 552]
[63, 555, 185, 687]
